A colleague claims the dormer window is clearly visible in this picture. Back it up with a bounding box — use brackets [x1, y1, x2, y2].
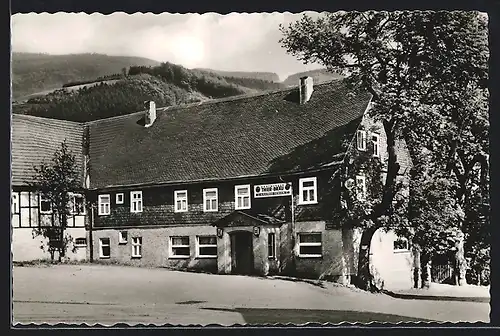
[299, 177, 318, 205]
[371, 133, 380, 157]
[357, 130, 367, 151]
[235, 185, 251, 210]
[174, 190, 188, 212]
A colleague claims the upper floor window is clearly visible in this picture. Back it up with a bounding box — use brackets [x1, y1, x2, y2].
[11, 192, 19, 214]
[98, 194, 111, 216]
[371, 133, 380, 157]
[235, 185, 251, 210]
[130, 191, 143, 213]
[116, 193, 124, 204]
[356, 175, 367, 201]
[39, 195, 52, 214]
[394, 236, 410, 252]
[70, 193, 86, 214]
[357, 130, 367, 151]
[174, 190, 188, 212]
[299, 177, 317, 205]
[203, 188, 218, 212]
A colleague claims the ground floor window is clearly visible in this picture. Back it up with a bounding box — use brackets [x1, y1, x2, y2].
[197, 236, 217, 258]
[99, 238, 110, 258]
[170, 236, 190, 258]
[268, 232, 276, 259]
[132, 237, 142, 258]
[119, 231, 128, 244]
[393, 236, 410, 252]
[298, 233, 322, 257]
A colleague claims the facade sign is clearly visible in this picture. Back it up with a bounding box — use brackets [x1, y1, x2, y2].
[254, 183, 292, 198]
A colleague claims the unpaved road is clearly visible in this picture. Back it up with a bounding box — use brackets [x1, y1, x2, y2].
[11, 265, 490, 326]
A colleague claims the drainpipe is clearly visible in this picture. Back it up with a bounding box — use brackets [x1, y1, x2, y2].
[89, 203, 94, 262]
[290, 184, 296, 274]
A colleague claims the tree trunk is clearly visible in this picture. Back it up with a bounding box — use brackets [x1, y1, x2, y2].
[355, 227, 378, 292]
[412, 245, 422, 288]
[420, 253, 432, 288]
[453, 231, 467, 286]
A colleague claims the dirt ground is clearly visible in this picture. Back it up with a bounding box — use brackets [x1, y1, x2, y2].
[11, 264, 491, 326]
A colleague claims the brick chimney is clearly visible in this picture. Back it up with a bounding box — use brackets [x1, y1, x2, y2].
[144, 101, 156, 127]
[299, 76, 314, 104]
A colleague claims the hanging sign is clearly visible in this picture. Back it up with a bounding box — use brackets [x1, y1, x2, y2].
[254, 183, 292, 198]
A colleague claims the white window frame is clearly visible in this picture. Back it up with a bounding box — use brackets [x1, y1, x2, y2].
[39, 194, 52, 214]
[203, 188, 218, 212]
[197, 236, 217, 258]
[394, 237, 410, 252]
[371, 133, 380, 157]
[118, 230, 128, 244]
[357, 130, 367, 151]
[268, 232, 276, 259]
[70, 192, 86, 215]
[99, 237, 110, 258]
[170, 236, 190, 258]
[74, 237, 87, 248]
[98, 194, 111, 216]
[356, 175, 367, 201]
[298, 177, 318, 205]
[174, 190, 188, 213]
[11, 192, 19, 214]
[234, 184, 251, 210]
[298, 232, 322, 258]
[116, 193, 124, 204]
[130, 191, 143, 213]
[131, 237, 142, 258]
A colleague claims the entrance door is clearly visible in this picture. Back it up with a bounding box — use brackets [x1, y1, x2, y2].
[230, 231, 254, 275]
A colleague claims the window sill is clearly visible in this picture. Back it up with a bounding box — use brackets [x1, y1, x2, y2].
[99, 256, 110, 259]
[75, 245, 87, 248]
[169, 256, 190, 259]
[98, 214, 110, 216]
[298, 255, 323, 259]
[130, 211, 143, 214]
[203, 210, 219, 213]
[196, 256, 217, 259]
[131, 256, 142, 259]
[297, 201, 318, 206]
[235, 207, 251, 211]
[118, 242, 128, 245]
[174, 210, 188, 213]
[268, 257, 277, 260]
[393, 249, 410, 254]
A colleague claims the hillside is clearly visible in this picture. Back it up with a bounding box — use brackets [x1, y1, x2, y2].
[193, 68, 280, 83]
[282, 68, 343, 87]
[12, 62, 263, 122]
[12, 53, 161, 99]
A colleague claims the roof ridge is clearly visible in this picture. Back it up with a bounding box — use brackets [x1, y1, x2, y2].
[86, 78, 345, 125]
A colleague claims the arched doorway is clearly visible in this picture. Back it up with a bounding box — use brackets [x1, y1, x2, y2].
[230, 231, 254, 275]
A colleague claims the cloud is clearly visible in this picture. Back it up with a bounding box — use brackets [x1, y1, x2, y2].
[11, 12, 323, 79]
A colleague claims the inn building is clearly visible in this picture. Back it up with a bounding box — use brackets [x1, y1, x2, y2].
[11, 77, 415, 290]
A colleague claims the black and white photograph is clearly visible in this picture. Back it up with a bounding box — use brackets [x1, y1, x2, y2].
[10, 10, 491, 326]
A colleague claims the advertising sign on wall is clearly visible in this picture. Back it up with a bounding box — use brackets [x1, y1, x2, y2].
[254, 183, 292, 198]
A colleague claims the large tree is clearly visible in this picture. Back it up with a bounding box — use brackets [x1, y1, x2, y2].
[280, 11, 488, 290]
[29, 140, 81, 262]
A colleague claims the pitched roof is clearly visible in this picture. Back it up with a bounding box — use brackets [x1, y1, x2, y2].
[87, 79, 371, 189]
[11, 114, 84, 187]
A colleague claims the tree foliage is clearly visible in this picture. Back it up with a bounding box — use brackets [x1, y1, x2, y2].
[280, 11, 489, 289]
[29, 141, 81, 262]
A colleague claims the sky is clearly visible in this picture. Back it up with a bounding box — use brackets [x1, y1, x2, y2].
[11, 12, 325, 81]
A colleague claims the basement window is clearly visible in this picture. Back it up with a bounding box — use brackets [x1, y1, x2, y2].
[174, 190, 188, 212]
[298, 233, 322, 258]
[170, 236, 190, 258]
[98, 194, 111, 216]
[197, 236, 217, 258]
[99, 238, 110, 258]
[130, 191, 143, 213]
[235, 185, 251, 210]
[131, 237, 142, 258]
[299, 177, 317, 205]
[357, 130, 367, 151]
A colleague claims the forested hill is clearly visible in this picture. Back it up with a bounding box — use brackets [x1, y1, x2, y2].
[193, 68, 280, 83]
[12, 53, 161, 99]
[12, 62, 276, 122]
[282, 69, 343, 87]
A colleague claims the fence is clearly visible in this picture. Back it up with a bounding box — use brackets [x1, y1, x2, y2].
[432, 263, 453, 283]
